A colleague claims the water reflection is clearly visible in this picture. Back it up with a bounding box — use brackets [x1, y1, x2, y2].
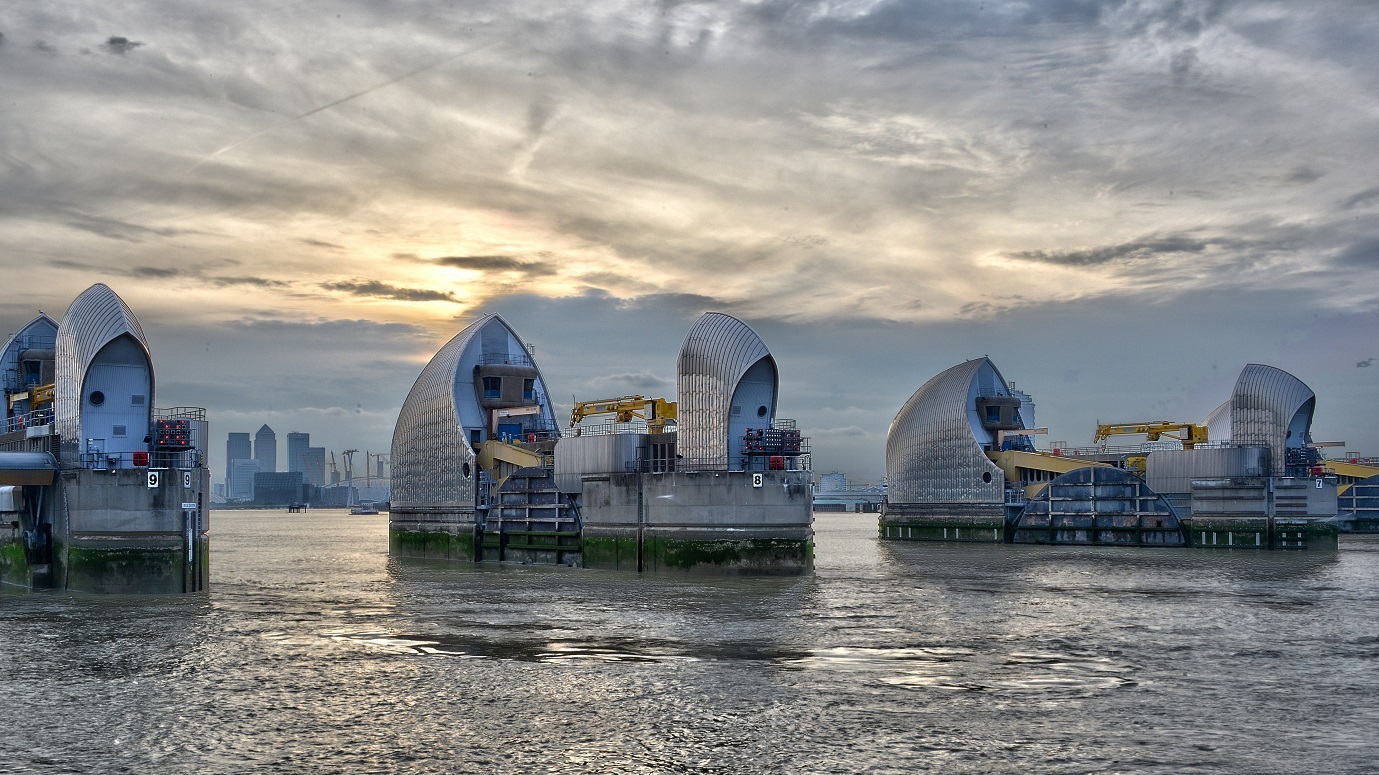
[2, 511, 1377, 774]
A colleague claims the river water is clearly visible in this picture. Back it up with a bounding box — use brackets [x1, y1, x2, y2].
[3, 511, 1378, 774]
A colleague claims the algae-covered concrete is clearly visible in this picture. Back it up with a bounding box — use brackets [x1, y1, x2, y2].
[580, 469, 814, 574]
[879, 502, 1007, 543]
[390, 507, 479, 561]
[57, 468, 210, 593]
[1183, 516, 1339, 551]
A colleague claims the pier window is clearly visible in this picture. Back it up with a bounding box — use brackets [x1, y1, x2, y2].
[523, 378, 535, 401]
[483, 376, 502, 399]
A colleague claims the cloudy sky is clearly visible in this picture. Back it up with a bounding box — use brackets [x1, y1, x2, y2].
[2, 0, 1376, 482]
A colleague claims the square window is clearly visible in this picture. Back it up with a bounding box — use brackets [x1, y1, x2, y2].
[483, 376, 501, 399]
[131, 395, 146, 406]
[113, 425, 127, 437]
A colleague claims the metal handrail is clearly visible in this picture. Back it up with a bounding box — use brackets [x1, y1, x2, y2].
[478, 352, 535, 367]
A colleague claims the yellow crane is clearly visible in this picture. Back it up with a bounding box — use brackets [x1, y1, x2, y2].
[1093, 421, 1208, 449]
[569, 395, 677, 433]
[7, 383, 54, 410]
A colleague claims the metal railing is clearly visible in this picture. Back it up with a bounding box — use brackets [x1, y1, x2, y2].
[562, 420, 651, 437]
[3, 408, 53, 435]
[479, 352, 536, 368]
[156, 406, 206, 421]
[77, 449, 203, 470]
[671, 454, 813, 473]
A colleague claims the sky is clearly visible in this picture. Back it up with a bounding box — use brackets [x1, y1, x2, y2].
[1, 0, 1376, 483]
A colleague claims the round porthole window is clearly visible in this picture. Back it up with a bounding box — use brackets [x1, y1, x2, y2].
[463, 462, 472, 478]
[757, 405, 768, 418]
[982, 471, 992, 484]
[89, 391, 105, 406]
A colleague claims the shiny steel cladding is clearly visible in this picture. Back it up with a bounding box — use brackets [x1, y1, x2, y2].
[885, 358, 1017, 506]
[391, 314, 557, 510]
[1202, 364, 1316, 475]
[53, 284, 153, 465]
[675, 312, 777, 471]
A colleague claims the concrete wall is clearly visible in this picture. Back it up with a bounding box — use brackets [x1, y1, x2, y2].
[389, 506, 478, 561]
[580, 469, 813, 573]
[878, 501, 1007, 542]
[58, 467, 209, 593]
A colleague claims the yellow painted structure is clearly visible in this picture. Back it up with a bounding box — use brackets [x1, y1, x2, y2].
[1324, 459, 1379, 494]
[570, 395, 677, 433]
[475, 439, 548, 491]
[987, 450, 1109, 499]
[1093, 421, 1208, 448]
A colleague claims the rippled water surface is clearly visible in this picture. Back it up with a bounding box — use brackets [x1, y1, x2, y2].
[4, 511, 1379, 773]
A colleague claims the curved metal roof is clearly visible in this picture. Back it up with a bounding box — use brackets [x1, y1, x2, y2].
[1, 313, 58, 361]
[1203, 399, 1231, 444]
[1203, 364, 1315, 474]
[54, 285, 153, 463]
[391, 314, 554, 510]
[675, 312, 776, 470]
[885, 358, 1011, 505]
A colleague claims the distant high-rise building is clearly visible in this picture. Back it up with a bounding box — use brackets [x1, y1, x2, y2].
[254, 424, 277, 473]
[253, 471, 305, 506]
[226, 432, 251, 489]
[286, 432, 310, 475]
[228, 458, 260, 500]
[305, 446, 326, 487]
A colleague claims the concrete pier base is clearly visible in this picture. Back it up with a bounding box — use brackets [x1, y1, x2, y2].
[1182, 517, 1339, 551]
[579, 469, 814, 574]
[57, 468, 210, 594]
[389, 507, 478, 561]
[879, 502, 1006, 543]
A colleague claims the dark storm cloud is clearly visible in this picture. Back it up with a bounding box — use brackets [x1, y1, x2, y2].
[1358, 358, 1374, 368]
[48, 258, 287, 289]
[60, 212, 191, 242]
[588, 371, 672, 391]
[1341, 187, 1379, 210]
[432, 255, 556, 276]
[1334, 238, 1379, 267]
[617, 292, 739, 318]
[208, 275, 289, 288]
[1010, 236, 1214, 267]
[321, 279, 459, 303]
[32, 40, 57, 55]
[102, 36, 143, 55]
[131, 266, 182, 278]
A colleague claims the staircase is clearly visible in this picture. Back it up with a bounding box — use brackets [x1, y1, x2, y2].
[479, 466, 582, 566]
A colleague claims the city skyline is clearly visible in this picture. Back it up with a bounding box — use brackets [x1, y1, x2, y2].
[2, 1, 1376, 480]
